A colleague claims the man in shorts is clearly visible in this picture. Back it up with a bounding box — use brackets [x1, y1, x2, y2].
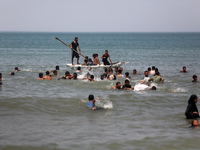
[69, 37, 81, 66]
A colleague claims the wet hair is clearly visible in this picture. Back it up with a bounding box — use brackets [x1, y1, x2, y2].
[133, 69, 137, 73]
[104, 68, 108, 72]
[15, 67, 18, 70]
[90, 75, 94, 79]
[88, 94, 94, 101]
[77, 67, 81, 70]
[116, 82, 120, 86]
[65, 71, 70, 76]
[152, 86, 157, 90]
[155, 72, 160, 76]
[188, 95, 197, 105]
[73, 73, 77, 79]
[39, 73, 43, 78]
[105, 50, 108, 52]
[125, 79, 130, 83]
[118, 70, 122, 74]
[155, 68, 159, 73]
[148, 67, 151, 71]
[193, 75, 197, 79]
[53, 70, 57, 74]
[183, 66, 186, 69]
[191, 119, 199, 127]
[125, 72, 129, 76]
[152, 66, 155, 70]
[11, 72, 15, 75]
[46, 71, 50, 75]
[55, 66, 59, 70]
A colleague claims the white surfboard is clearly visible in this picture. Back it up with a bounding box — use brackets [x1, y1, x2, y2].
[66, 62, 129, 68]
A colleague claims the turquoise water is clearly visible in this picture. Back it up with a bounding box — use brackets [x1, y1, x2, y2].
[0, 32, 200, 150]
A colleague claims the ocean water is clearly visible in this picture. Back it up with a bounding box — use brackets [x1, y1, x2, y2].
[0, 32, 200, 150]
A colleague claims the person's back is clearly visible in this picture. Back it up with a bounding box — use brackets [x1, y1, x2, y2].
[37, 73, 44, 80]
[149, 72, 164, 83]
[43, 71, 53, 80]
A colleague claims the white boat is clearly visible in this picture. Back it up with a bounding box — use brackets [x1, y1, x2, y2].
[66, 62, 129, 68]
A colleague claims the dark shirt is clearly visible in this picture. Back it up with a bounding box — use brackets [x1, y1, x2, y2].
[71, 41, 79, 51]
[185, 104, 199, 119]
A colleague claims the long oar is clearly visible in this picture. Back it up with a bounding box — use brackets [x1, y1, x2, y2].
[55, 37, 85, 58]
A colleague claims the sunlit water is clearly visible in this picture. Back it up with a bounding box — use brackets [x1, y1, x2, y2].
[0, 32, 200, 150]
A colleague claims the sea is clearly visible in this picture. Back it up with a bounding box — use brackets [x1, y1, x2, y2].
[0, 32, 200, 150]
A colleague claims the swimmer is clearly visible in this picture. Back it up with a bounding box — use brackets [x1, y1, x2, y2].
[37, 73, 44, 80]
[58, 71, 72, 80]
[0, 73, 2, 85]
[50, 70, 57, 77]
[82, 74, 94, 81]
[149, 72, 164, 83]
[117, 70, 124, 78]
[82, 73, 91, 80]
[185, 95, 199, 119]
[155, 68, 161, 76]
[114, 67, 119, 75]
[148, 67, 151, 75]
[125, 72, 131, 79]
[122, 79, 134, 90]
[71, 73, 78, 80]
[76, 67, 81, 72]
[43, 71, 53, 80]
[133, 69, 141, 75]
[107, 70, 116, 80]
[15, 67, 21, 71]
[111, 82, 122, 89]
[140, 71, 150, 83]
[180, 66, 188, 73]
[101, 68, 108, 80]
[50, 66, 60, 74]
[150, 66, 155, 75]
[86, 94, 97, 110]
[191, 120, 200, 128]
[192, 75, 197, 83]
[10, 72, 15, 75]
[93, 54, 101, 65]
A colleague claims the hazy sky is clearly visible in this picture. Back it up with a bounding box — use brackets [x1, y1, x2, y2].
[0, 0, 200, 32]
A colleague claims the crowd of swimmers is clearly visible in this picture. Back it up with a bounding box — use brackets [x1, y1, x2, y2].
[0, 65, 199, 128]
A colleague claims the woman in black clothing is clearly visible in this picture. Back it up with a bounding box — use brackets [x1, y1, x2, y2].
[185, 95, 199, 119]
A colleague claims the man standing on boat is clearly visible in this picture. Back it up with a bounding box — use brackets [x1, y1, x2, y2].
[101, 50, 112, 65]
[69, 37, 81, 66]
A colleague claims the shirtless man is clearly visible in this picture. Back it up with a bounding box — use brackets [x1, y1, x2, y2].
[101, 50, 112, 65]
[93, 54, 101, 65]
[37, 73, 44, 80]
[180, 66, 188, 73]
[43, 71, 53, 80]
[69, 37, 81, 66]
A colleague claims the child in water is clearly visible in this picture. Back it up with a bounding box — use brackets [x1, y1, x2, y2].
[192, 75, 197, 83]
[86, 94, 97, 110]
[191, 119, 200, 128]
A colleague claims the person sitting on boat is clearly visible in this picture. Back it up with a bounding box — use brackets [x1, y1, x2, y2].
[93, 54, 101, 65]
[101, 50, 112, 65]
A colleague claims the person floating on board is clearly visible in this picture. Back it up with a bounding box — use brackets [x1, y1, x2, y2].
[86, 94, 97, 110]
[69, 37, 81, 66]
[185, 95, 199, 119]
[101, 50, 112, 65]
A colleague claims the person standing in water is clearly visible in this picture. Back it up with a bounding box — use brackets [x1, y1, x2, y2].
[69, 37, 81, 66]
[101, 50, 112, 65]
[185, 95, 199, 119]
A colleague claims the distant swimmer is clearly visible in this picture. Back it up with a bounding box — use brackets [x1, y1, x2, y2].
[125, 72, 131, 79]
[180, 66, 188, 73]
[37, 73, 44, 80]
[185, 95, 199, 119]
[149, 72, 164, 83]
[147, 67, 151, 75]
[117, 70, 124, 78]
[192, 75, 197, 83]
[86, 94, 97, 110]
[93, 54, 101, 65]
[72, 73, 78, 80]
[191, 120, 200, 128]
[140, 71, 150, 83]
[50, 66, 59, 74]
[114, 67, 119, 75]
[69, 37, 81, 66]
[132, 69, 141, 75]
[50, 70, 57, 77]
[58, 71, 72, 80]
[10, 72, 15, 75]
[76, 67, 81, 73]
[43, 71, 53, 80]
[0, 73, 2, 85]
[122, 79, 134, 90]
[15, 67, 21, 71]
[107, 70, 116, 80]
[111, 82, 122, 89]
[101, 50, 112, 65]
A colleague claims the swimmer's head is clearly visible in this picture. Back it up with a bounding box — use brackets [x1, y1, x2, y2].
[77, 67, 81, 71]
[88, 94, 94, 101]
[73, 73, 77, 79]
[144, 71, 148, 76]
[152, 66, 155, 70]
[118, 70, 122, 74]
[151, 86, 157, 90]
[46, 71, 50, 75]
[10, 72, 15, 75]
[193, 75, 197, 80]
[39, 73, 43, 78]
[55, 66, 59, 70]
[53, 70, 57, 75]
[125, 72, 129, 77]
[148, 67, 151, 72]
[90, 75, 94, 79]
[133, 69, 137, 74]
[192, 119, 199, 127]
[183, 66, 186, 71]
[125, 79, 130, 85]
[15, 67, 18, 71]
[65, 71, 70, 76]
[116, 82, 121, 88]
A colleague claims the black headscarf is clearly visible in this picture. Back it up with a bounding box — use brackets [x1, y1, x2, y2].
[188, 95, 197, 105]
